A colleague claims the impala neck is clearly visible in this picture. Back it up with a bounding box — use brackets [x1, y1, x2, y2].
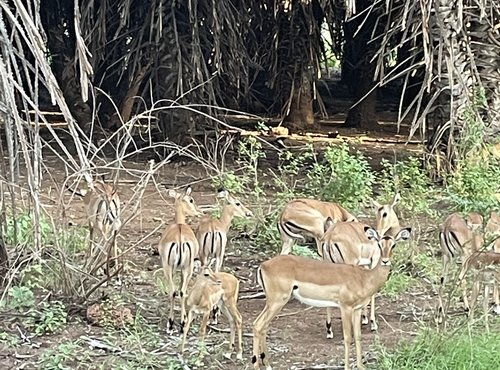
[175, 200, 186, 224]
[219, 205, 235, 232]
[364, 259, 392, 296]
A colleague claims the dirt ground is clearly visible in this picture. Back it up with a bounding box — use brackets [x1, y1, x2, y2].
[0, 134, 446, 370]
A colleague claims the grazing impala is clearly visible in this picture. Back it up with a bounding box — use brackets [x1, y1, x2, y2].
[372, 192, 401, 237]
[278, 198, 357, 256]
[485, 211, 500, 252]
[321, 220, 380, 336]
[181, 266, 243, 360]
[458, 250, 500, 330]
[158, 186, 202, 333]
[252, 227, 411, 370]
[197, 189, 253, 272]
[437, 212, 484, 317]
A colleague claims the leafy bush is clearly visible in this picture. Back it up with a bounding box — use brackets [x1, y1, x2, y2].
[305, 143, 374, 211]
[445, 157, 500, 215]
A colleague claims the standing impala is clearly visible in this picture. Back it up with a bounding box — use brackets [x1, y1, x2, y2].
[197, 189, 253, 272]
[320, 193, 403, 336]
[181, 266, 243, 360]
[321, 220, 380, 336]
[485, 211, 500, 252]
[67, 177, 122, 276]
[438, 212, 484, 317]
[458, 250, 500, 331]
[372, 192, 401, 236]
[277, 198, 357, 256]
[252, 226, 411, 370]
[158, 186, 202, 333]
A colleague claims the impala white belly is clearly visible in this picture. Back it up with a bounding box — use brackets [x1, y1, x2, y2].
[292, 289, 339, 308]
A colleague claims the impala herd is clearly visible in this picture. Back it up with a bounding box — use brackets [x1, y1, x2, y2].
[74, 178, 500, 370]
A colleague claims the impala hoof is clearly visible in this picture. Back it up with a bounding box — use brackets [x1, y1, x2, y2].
[361, 316, 369, 325]
[223, 352, 232, 360]
[326, 331, 333, 339]
[370, 320, 378, 331]
[236, 352, 243, 361]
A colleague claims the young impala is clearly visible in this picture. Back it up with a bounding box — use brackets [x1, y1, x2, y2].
[252, 227, 411, 370]
[181, 266, 243, 360]
[197, 189, 253, 272]
[277, 198, 357, 256]
[158, 186, 202, 333]
[437, 212, 484, 317]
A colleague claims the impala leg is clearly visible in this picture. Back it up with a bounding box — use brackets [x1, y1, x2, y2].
[437, 253, 451, 320]
[220, 300, 243, 360]
[278, 224, 296, 255]
[469, 280, 480, 321]
[370, 294, 378, 331]
[163, 265, 176, 334]
[352, 308, 365, 370]
[494, 280, 500, 315]
[340, 307, 354, 370]
[252, 298, 289, 370]
[181, 310, 194, 353]
[483, 283, 490, 333]
[315, 238, 323, 257]
[180, 266, 193, 333]
[199, 311, 211, 343]
[461, 276, 471, 311]
[326, 307, 334, 339]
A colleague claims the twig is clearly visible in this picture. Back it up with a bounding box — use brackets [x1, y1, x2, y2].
[277, 306, 314, 318]
[239, 292, 265, 300]
[207, 325, 253, 337]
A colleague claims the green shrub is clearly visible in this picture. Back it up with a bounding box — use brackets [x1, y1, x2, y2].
[445, 158, 500, 215]
[305, 143, 374, 211]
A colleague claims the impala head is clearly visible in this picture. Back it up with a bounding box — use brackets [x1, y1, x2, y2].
[198, 265, 223, 286]
[465, 212, 483, 232]
[365, 226, 411, 266]
[217, 189, 253, 218]
[168, 186, 202, 217]
[372, 192, 401, 235]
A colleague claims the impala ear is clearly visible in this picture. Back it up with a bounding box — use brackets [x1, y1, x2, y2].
[391, 192, 401, 207]
[324, 217, 335, 233]
[395, 227, 412, 241]
[364, 226, 379, 241]
[167, 189, 178, 198]
[185, 186, 192, 196]
[371, 199, 382, 209]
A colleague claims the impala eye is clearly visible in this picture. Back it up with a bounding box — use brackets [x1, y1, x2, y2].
[189, 199, 194, 203]
[383, 212, 388, 218]
[235, 202, 241, 206]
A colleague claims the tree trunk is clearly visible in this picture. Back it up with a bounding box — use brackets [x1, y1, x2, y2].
[342, 0, 379, 129]
[285, 71, 315, 130]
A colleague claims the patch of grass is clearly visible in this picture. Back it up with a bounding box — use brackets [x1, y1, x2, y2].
[38, 341, 91, 370]
[0, 331, 20, 347]
[382, 270, 416, 298]
[292, 244, 319, 259]
[373, 326, 500, 370]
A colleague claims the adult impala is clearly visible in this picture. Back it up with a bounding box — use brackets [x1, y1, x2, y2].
[252, 227, 411, 370]
[158, 186, 202, 333]
[277, 198, 357, 255]
[197, 189, 253, 272]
